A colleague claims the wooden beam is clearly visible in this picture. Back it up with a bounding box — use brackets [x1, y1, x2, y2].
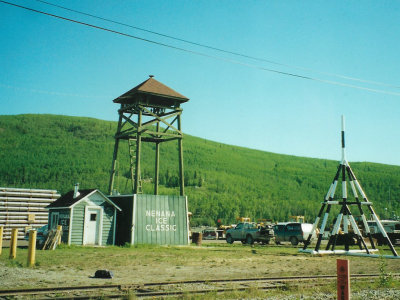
[121, 114, 138, 129]
[118, 103, 139, 114]
[140, 130, 181, 138]
[108, 112, 123, 195]
[162, 116, 179, 134]
[178, 114, 185, 196]
[142, 107, 182, 135]
[159, 137, 181, 143]
[115, 128, 138, 139]
[134, 109, 142, 194]
[154, 122, 160, 195]
[141, 110, 181, 128]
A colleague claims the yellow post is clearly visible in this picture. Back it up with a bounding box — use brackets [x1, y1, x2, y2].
[9, 228, 18, 259]
[0, 226, 3, 256]
[27, 230, 37, 267]
[57, 225, 62, 245]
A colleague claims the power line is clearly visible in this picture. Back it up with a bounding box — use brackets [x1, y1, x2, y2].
[1, 0, 400, 97]
[34, 0, 400, 90]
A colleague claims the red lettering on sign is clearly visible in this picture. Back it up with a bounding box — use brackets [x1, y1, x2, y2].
[337, 259, 350, 300]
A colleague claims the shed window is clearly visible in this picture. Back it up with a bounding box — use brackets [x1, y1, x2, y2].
[90, 214, 97, 221]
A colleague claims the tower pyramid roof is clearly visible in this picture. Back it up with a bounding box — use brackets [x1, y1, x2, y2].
[113, 76, 189, 105]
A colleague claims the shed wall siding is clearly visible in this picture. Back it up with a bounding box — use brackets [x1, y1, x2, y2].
[71, 202, 85, 245]
[101, 204, 115, 245]
[87, 193, 105, 206]
[48, 209, 70, 243]
[87, 193, 116, 245]
[58, 208, 71, 243]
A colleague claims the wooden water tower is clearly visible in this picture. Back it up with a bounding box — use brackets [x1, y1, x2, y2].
[108, 76, 189, 196]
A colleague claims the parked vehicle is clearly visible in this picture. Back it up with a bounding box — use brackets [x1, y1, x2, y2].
[273, 222, 315, 246]
[216, 224, 234, 240]
[367, 220, 400, 245]
[225, 222, 274, 245]
[202, 228, 218, 240]
[24, 224, 49, 248]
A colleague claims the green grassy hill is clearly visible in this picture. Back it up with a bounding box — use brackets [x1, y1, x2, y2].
[0, 114, 399, 226]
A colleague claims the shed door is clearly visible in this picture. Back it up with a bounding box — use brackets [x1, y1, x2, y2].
[84, 208, 102, 245]
[50, 212, 59, 229]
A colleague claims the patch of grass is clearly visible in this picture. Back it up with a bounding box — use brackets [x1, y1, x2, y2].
[6, 259, 24, 268]
[378, 256, 393, 288]
[56, 243, 81, 250]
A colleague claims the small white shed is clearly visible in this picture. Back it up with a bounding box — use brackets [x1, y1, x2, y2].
[46, 187, 121, 246]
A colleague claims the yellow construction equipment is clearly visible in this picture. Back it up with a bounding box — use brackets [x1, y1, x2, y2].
[236, 217, 251, 223]
[289, 216, 305, 223]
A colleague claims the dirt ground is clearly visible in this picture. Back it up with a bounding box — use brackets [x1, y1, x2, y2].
[0, 240, 399, 290]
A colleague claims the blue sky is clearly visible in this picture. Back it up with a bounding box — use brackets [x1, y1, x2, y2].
[1, 0, 400, 166]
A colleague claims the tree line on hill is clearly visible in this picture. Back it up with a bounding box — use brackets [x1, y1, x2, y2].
[0, 114, 399, 226]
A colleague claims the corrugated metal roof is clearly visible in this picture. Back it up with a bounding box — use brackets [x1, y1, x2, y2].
[113, 76, 189, 104]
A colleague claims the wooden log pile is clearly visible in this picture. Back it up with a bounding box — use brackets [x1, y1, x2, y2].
[0, 187, 60, 240]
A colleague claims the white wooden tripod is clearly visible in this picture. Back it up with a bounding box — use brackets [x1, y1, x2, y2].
[301, 116, 398, 258]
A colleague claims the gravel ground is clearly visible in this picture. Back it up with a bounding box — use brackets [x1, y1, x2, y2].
[265, 289, 400, 300]
[1, 241, 399, 299]
[0, 265, 93, 288]
[0, 264, 399, 299]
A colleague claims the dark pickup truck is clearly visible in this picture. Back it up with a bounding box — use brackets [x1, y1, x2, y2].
[225, 222, 274, 245]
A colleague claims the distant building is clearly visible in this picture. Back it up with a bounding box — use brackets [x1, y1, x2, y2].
[46, 186, 121, 246]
